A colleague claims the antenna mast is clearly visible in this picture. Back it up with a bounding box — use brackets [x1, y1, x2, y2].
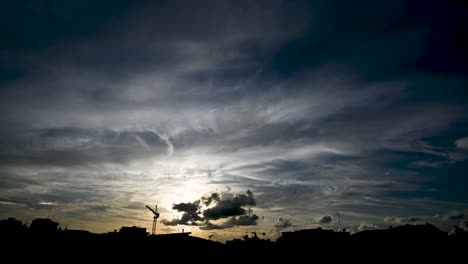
[47, 201, 55, 219]
[337, 213, 341, 231]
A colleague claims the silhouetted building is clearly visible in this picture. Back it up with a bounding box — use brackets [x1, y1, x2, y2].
[0, 217, 26, 235]
[278, 227, 349, 245]
[226, 232, 272, 251]
[353, 223, 447, 241]
[119, 226, 147, 238]
[29, 218, 59, 233]
[1, 215, 465, 261]
[154, 232, 191, 238]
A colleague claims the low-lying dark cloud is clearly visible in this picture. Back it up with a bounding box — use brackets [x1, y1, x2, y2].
[161, 201, 202, 226]
[274, 218, 293, 229]
[316, 215, 333, 225]
[225, 214, 259, 226]
[202, 193, 220, 206]
[162, 190, 259, 230]
[381, 211, 467, 227]
[348, 222, 379, 234]
[200, 214, 260, 230]
[384, 216, 422, 223]
[433, 211, 465, 221]
[203, 190, 256, 220]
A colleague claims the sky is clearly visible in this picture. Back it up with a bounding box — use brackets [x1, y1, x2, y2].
[1, 0, 468, 241]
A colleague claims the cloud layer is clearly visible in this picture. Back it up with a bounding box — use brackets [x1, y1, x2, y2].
[0, 0, 467, 240]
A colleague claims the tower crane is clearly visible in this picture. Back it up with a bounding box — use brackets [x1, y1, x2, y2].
[145, 205, 160, 235]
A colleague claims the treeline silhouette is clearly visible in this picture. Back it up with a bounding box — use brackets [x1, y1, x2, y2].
[1, 217, 467, 261]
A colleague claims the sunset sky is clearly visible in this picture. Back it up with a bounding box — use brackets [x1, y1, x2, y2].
[1, 0, 467, 242]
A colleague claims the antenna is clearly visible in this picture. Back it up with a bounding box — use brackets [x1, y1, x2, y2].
[39, 201, 56, 219]
[337, 213, 341, 231]
[48, 203, 53, 218]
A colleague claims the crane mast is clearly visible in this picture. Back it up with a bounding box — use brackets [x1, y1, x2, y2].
[145, 205, 160, 235]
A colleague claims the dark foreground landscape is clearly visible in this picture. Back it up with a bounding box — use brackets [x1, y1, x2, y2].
[2, 217, 467, 261]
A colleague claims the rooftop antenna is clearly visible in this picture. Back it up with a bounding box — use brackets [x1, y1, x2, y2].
[145, 205, 160, 235]
[40, 201, 56, 219]
[48, 203, 53, 219]
[337, 212, 341, 231]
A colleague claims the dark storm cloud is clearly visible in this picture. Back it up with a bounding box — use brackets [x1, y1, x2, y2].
[173, 202, 200, 214]
[203, 190, 256, 220]
[162, 190, 258, 229]
[162, 201, 203, 226]
[202, 193, 220, 206]
[224, 214, 259, 226]
[315, 215, 333, 225]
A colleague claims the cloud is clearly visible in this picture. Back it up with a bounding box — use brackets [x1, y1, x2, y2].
[0, 173, 40, 190]
[384, 216, 422, 223]
[225, 214, 259, 226]
[0, 201, 17, 206]
[0, 128, 169, 166]
[201, 193, 220, 206]
[455, 137, 468, 150]
[447, 212, 464, 221]
[203, 190, 256, 220]
[198, 222, 225, 230]
[461, 220, 468, 231]
[201, 214, 260, 230]
[38, 201, 58, 206]
[122, 201, 146, 210]
[316, 215, 333, 225]
[161, 201, 202, 226]
[433, 211, 465, 221]
[162, 190, 258, 230]
[159, 219, 180, 226]
[274, 218, 293, 229]
[151, 130, 174, 157]
[1, 0, 468, 238]
[358, 223, 378, 231]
